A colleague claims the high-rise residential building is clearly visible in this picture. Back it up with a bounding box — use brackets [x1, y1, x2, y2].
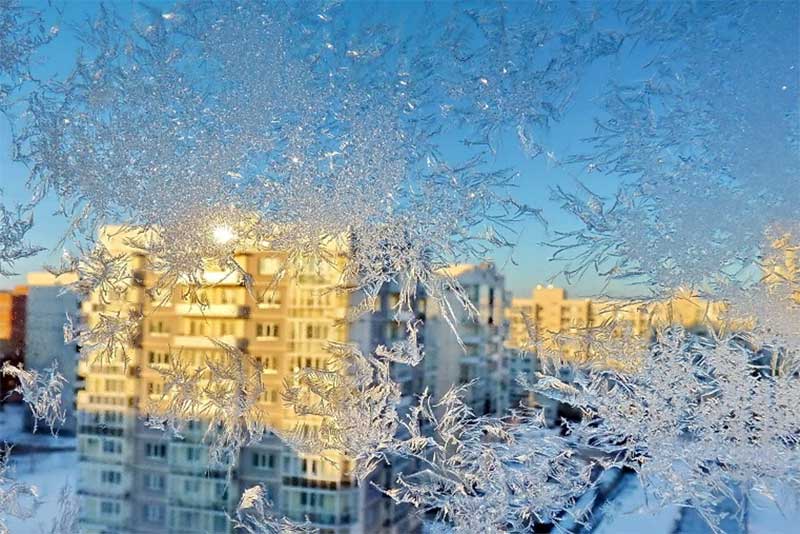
[425, 262, 510, 416]
[502, 294, 537, 411]
[77, 227, 422, 534]
[0, 285, 28, 404]
[24, 271, 81, 434]
[506, 285, 726, 422]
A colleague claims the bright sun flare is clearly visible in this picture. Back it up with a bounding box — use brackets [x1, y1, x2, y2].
[212, 225, 236, 244]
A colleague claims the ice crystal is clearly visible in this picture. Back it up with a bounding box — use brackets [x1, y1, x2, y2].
[0, 200, 44, 276]
[231, 485, 317, 534]
[0, 448, 40, 534]
[47, 243, 133, 303]
[533, 327, 800, 532]
[555, 2, 800, 291]
[379, 387, 596, 533]
[45, 484, 80, 534]
[145, 339, 268, 471]
[0, 0, 54, 110]
[75, 309, 141, 369]
[281, 341, 402, 479]
[8, 1, 623, 333]
[1, 361, 66, 435]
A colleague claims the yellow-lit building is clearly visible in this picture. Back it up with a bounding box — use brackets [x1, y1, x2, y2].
[425, 262, 510, 415]
[77, 227, 421, 534]
[0, 285, 27, 403]
[505, 284, 726, 420]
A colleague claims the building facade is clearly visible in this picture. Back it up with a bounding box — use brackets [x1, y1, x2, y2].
[77, 228, 421, 534]
[425, 263, 510, 416]
[0, 285, 27, 404]
[506, 285, 726, 422]
[24, 272, 81, 434]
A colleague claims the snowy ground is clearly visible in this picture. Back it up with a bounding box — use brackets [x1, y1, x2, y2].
[3, 449, 77, 534]
[0, 403, 76, 450]
[2, 403, 799, 534]
[1, 403, 77, 534]
[592, 472, 800, 534]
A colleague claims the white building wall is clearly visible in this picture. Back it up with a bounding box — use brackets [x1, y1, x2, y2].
[25, 272, 80, 434]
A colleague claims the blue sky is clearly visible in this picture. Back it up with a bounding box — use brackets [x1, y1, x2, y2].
[0, 2, 635, 298]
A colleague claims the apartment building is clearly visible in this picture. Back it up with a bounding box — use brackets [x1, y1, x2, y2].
[425, 262, 510, 416]
[77, 227, 422, 534]
[506, 284, 726, 422]
[23, 271, 81, 434]
[0, 285, 27, 404]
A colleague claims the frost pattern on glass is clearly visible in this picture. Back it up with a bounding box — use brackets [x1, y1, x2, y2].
[1, 361, 66, 435]
[231, 485, 318, 534]
[281, 340, 403, 479]
[554, 2, 800, 290]
[45, 484, 80, 534]
[0, 201, 44, 276]
[531, 327, 800, 532]
[378, 387, 595, 533]
[0, 1, 796, 531]
[0, 448, 40, 534]
[144, 339, 268, 471]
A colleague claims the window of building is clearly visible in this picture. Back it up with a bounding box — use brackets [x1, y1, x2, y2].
[260, 389, 279, 404]
[183, 479, 201, 493]
[256, 323, 279, 339]
[148, 351, 170, 365]
[144, 473, 165, 492]
[144, 503, 165, 523]
[213, 515, 228, 533]
[104, 379, 124, 393]
[467, 285, 480, 303]
[252, 452, 276, 469]
[145, 442, 167, 460]
[254, 354, 276, 370]
[147, 381, 163, 396]
[186, 447, 201, 462]
[102, 439, 121, 454]
[257, 290, 281, 307]
[149, 320, 169, 334]
[214, 482, 228, 500]
[179, 510, 199, 528]
[258, 257, 281, 275]
[187, 319, 207, 336]
[304, 323, 328, 340]
[101, 470, 121, 484]
[100, 501, 120, 516]
[218, 287, 239, 304]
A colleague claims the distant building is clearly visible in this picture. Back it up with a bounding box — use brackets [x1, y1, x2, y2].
[507, 284, 727, 423]
[77, 226, 422, 534]
[24, 272, 81, 434]
[0, 285, 28, 404]
[425, 262, 510, 416]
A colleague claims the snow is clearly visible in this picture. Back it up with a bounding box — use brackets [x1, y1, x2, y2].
[1, 402, 77, 534]
[592, 473, 681, 534]
[748, 485, 800, 534]
[2, 450, 76, 534]
[0, 403, 75, 450]
[593, 472, 800, 534]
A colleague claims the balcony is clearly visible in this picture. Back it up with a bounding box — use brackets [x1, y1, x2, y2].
[201, 270, 244, 285]
[174, 303, 249, 317]
[172, 335, 247, 349]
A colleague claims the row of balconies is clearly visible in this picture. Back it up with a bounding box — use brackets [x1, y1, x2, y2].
[173, 303, 250, 318]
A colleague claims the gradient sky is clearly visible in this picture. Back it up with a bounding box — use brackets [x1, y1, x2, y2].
[0, 2, 638, 298]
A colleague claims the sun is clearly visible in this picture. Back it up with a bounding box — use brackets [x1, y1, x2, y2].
[212, 225, 236, 245]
